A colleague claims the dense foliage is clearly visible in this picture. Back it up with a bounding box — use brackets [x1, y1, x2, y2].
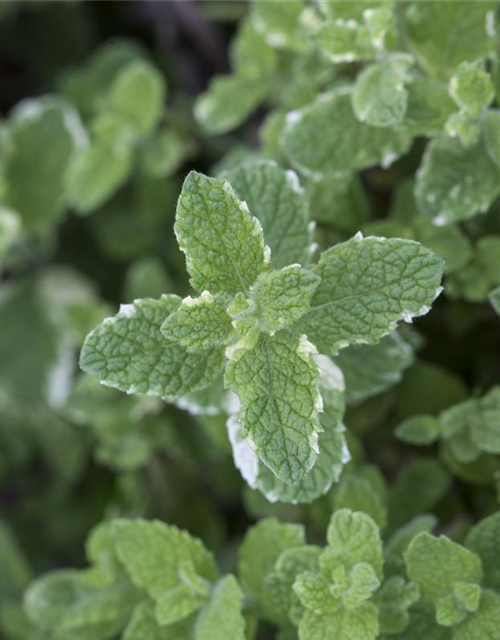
[2, 1, 500, 639]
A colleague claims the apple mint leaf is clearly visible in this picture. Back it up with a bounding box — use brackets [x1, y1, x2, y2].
[123, 601, 192, 640]
[111, 519, 217, 623]
[352, 55, 413, 127]
[298, 599, 379, 640]
[238, 518, 305, 601]
[376, 577, 420, 635]
[416, 137, 500, 224]
[395, 415, 440, 446]
[230, 19, 278, 79]
[297, 235, 444, 355]
[445, 111, 481, 148]
[435, 582, 481, 627]
[283, 89, 411, 178]
[482, 110, 500, 168]
[194, 575, 245, 640]
[308, 173, 369, 233]
[174, 171, 268, 296]
[250, 265, 320, 335]
[453, 591, 500, 640]
[80, 295, 224, 399]
[404, 1, 497, 80]
[65, 142, 133, 215]
[449, 62, 494, 118]
[3, 98, 81, 234]
[334, 332, 414, 405]
[223, 160, 313, 269]
[405, 76, 455, 136]
[140, 128, 188, 178]
[324, 509, 383, 579]
[161, 291, 234, 352]
[104, 60, 165, 137]
[333, 471, 387, 530]
[465, 512, 500, 592]
[250, 0, 308, 51]
[225, 330, 321, 484]
[195, 76, 266, 135]
[405, 533, 483, 605]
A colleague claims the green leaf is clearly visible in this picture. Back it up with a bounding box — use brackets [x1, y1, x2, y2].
[195, 76, 266, 135]
[298, 600, 379, 640]
[404, 532, 483, 604]
[333, 473, 387, 530]
[123, 601, 193, 640]
[195, 575, 245, 640]
[313, 20, 376, 64]
[404, 1, 497, 80]
[223, 160, 313, 269]
[0, 521, 32, 600]
[238, 518, 304, 601]
[161, 291, 234, 352]
[3, 98, 80, 233]
[415, 137, 500, 225]
[250, 265, 320, 335]
[445, 111, 481, 148]
[435, 582, 481, 627]
[140, 128, 188, 178]
[0, 207, 20, 261]
[308, 173, 369, 233]
[324, 509, 383, 580]
[395, 415, 440, 445]
[453, 590, 500, 640]
[404, 76, 455, 136]
[482, 110, 500, 168]
[112, 519, 217, 623]
[174, 171, 268, 295]
[104, 60, 165, 136]
[449, 62, 494, 118]
[250, 0, 308, 51]
[334, 332, 414, 405]
[465, 512, 500, 592]
[376, 577, 420, 635]
[489, 285, 500, 315]
[65, 142, 133, 215]
[283, 89, 411, 177]
[225, 330, 322, 485]
[298, 235, 444, 355]
[80, 295, 224, 399]
[352, 55, 412, 127]
[230, 19, 278, 80]
[389, 602, 452, 640]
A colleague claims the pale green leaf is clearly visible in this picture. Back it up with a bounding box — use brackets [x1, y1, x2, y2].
[453, 590, 500, 640]
[404, 76, 455, 136]
[80, 295, 224, 399]
[238, 518, 305, 600]
[223, 160, 313, 269]
[195, 575, 245, 640]
[449, 62, 494, 118]
[195, 76, 266, 135]
[174, 171, 268, 295]
[250, 0, 308, 51]
[308, 173, 369, 233]
[376, 577, 420, 635]
[445, 111, 481, 148]
[333, 474, 387, 530]
[225, 330, 321, 485]
[140, 128, 188, 178]
[415, 137, 500, 225]
[161, 291, 234, 352]
[435, 582, 481, 627]
[298, 601, 379, 640]
[123, 601, 193, 640]
[482, 110, 500, 168]
[251, 266, 320, 334]
[122, 257, 172, 302]
[352, 55, 412, 127]
[389, 602, 452, 640]
[230, 19, 278, 79]
[313, 20, 376, 64]
[0, 207, 20, 261]
[298, 235, 444, 354]
[404, 533, 482, 604]
[283, 89, 411, 177]
[490, 284, 500, 315]
[465, 512, 500, 592]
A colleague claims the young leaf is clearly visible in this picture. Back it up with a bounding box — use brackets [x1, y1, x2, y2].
[80, 295, 224, 399]
[223, 160, 313, 269]
[465, 512, 500, 592]
[404, 533, 483, 604]
[250, 0, 308, 51]
[123, 601, 193, 640]
[449, 62, 494, 118]
[161, 291, 234, 352]
[453, 591, 500, 640]
[298, 600, 379, 640]
[283, 89, 411, 177]
[195, 575, 245, 640]
[251, 265, 320, 334]
[297, 235, 444, 355]
[395, 415, 440, 446]
[352, 55, 412, 127]
[415, 137, 500, 225]
[174, 171, 268, 295]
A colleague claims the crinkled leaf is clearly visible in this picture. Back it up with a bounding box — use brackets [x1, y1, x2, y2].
[195, 575, 245, 640]
[298, 601, 379, 640]
[123, 601, 193, 640]
[223, 160, 313, 269]
[404, 533, 482, 604]
[250, 0, 308, 51]
[297, 235, 444, 355]
[449, 62, 494, 118]
[225, 330, 321, 485]
[334, 473, 387, 530]
[80, 295, 224, 399]
[376, 577, 420, 635]
[283, 89, 411, 178]
[230, 19, 278, 79]
[404, 76, 455, 136]
[465, 512, 500, 592]
[161, 291, 234, 352]
[453, 590, 500, 640]
[175, 171, 268, 295]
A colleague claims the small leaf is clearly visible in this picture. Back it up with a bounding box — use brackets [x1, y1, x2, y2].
[298, 600, 379, 640]
[453, 590, 500, 640]
[449, 62, 494, 118]
[465, 512, 500, 592]
[482, 110, 500, 168]
[174, 171, 268, 295]
[395, 415, 440, 445]
[195, 575, 245, 640]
